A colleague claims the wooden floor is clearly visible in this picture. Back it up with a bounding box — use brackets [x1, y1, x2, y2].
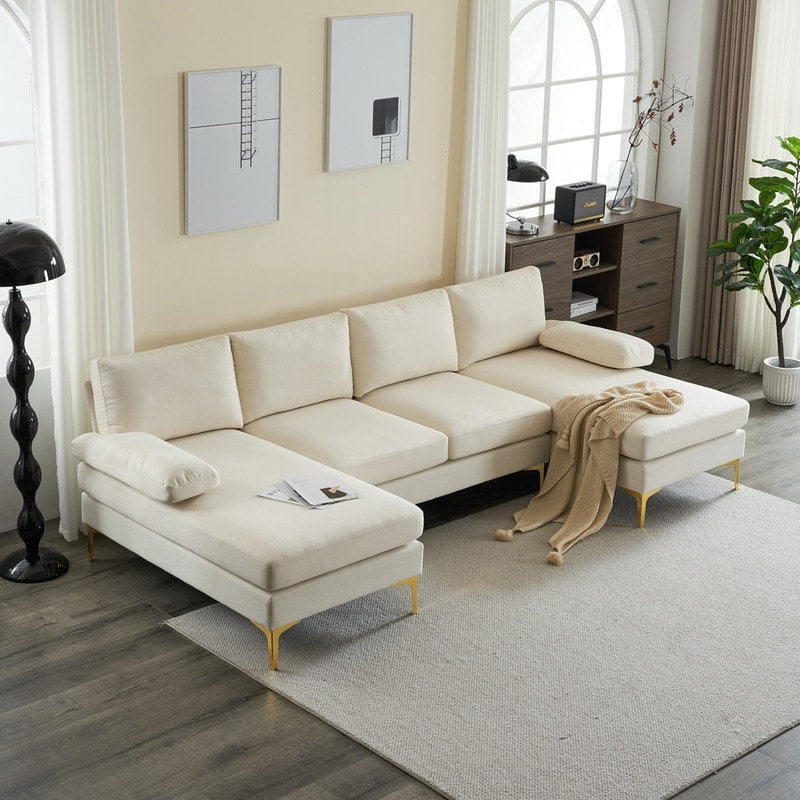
[1, 357, 798, 800]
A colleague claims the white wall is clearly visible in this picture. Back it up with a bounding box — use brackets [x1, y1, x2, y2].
[655, 0, 723, 359]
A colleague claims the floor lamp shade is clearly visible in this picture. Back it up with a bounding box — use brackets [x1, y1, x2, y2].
[0, 220, 68, 582]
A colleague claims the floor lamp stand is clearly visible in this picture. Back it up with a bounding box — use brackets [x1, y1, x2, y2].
[0, 287, 69, 582]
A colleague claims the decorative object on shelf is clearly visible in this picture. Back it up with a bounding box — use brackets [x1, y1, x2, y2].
[709, 135, 800, 405]
[185, 66, 282, 235]
[326, 13, 412, 172]
[0, 220, 68, 582]
[607, 77, 694, 214]
[605, 160, 638, 215]
[553, 181, 606, 224]
[506, 154, 549, 235]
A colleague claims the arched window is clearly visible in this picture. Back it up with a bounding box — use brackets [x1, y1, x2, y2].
[0, 2, 49, 366]
[508, 0, 640, 217]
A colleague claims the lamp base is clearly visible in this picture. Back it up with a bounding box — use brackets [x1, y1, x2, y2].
[506, 220, 540, 236]
[0, 546, 70, 583]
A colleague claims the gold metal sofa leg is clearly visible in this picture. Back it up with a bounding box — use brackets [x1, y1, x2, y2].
[251, 620, 300, 672]
[722, 458, 741, 490]
[86, 525, 98, 562]
[393, 575, 419, 615]
[619, 487, 661, 529]
[526, 462, 546, 489]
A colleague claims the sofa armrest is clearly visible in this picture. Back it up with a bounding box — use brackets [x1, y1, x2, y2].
[72, 431, 220, 503]
[539, 320, 654, 369]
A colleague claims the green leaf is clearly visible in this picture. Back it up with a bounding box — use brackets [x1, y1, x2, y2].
[751, 176, 793, 196]
[755, 158, 795, 174]
[708, 241, 733, 258]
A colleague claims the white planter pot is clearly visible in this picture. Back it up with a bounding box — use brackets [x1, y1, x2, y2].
[762, 356, 800, 406]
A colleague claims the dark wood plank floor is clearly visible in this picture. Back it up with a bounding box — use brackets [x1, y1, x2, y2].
[0, 356, 798, 800]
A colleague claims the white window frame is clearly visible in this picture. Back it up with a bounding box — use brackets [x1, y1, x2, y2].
[508, 0, 641, 217]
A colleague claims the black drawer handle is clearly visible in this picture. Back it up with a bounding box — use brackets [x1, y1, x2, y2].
[545, 306, 554, 313]
[639, 237, 661, 245]
[637, 281, 658, 290]
[537, 260, 557, 268]
[634, 325, 655, 333]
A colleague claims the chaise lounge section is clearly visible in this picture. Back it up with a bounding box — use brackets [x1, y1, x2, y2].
[73, 266, 749, 669]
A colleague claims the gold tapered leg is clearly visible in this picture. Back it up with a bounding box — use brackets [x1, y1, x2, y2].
[722, 458, 740, 490]
[86, 525, 97, 562]
[526, 463, 546, 488]
[393, 575, 419, 615]
[251, 620, 299, 671]
[620, 487, 661, 528]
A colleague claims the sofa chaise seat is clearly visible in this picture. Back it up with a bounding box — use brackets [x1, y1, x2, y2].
[74, 266, 749, 669]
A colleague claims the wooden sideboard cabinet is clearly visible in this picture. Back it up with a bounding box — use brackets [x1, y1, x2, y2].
[505, 199, 680, 366]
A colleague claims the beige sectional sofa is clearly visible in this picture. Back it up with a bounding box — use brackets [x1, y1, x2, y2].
[73, 266, 749, 669]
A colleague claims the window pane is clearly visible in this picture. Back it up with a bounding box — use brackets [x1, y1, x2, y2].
[0, 143, 37, 219]
[506, 147, 545, 210]
[509, 88, 545, 148]
[599, 76, 628, 133]
[595, 0, 629, 74]
[597, 132, 627, 172]
[543, 140, 594, 200]
[551, 3, 597, 81]
[510, 4, 549, 86]
[0, 10, 33, 141]
[548, 81, 597, 141]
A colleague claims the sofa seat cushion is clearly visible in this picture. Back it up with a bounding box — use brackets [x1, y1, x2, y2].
[243, 398, 448, 485]
[460, 348, 750, 461]
[76, 429, 422, 592]
[359, 372, 552, 460]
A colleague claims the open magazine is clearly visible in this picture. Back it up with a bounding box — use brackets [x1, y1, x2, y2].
[258, 473, 359, 508]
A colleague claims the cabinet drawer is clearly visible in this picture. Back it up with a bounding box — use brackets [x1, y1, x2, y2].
[507, 236, 574, 271]
[621, 214, 678, 265]
[618, 258, 674, 312]
[617, 303, 671, 345]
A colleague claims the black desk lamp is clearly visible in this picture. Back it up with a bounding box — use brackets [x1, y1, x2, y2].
[0, 220, 68, 582]
[506, 154, 549, 236]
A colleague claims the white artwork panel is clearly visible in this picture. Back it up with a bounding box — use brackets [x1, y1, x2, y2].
[327, 14, 412, 172]
[185, 66, 281, 235]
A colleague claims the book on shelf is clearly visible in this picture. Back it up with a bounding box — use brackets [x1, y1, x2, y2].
[570, 290, 598, 318]
[258, 473, 359, 507]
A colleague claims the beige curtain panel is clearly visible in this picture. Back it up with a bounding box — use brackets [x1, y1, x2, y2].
[693, 0, 758, 364]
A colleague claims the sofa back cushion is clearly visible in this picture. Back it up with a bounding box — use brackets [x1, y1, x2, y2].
[345, 289, 458, 397]
[230, 312, 353, 423]
[90, 335, 243, 439]
[446, 266, 547, 369]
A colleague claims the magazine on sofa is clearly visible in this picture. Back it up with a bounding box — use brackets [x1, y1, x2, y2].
[259, 474, 359, 507]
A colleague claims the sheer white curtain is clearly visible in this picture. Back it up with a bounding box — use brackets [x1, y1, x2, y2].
[454, 0, 510, 283]
[734, 0, 800, 372]
[30, 0, 134, 540]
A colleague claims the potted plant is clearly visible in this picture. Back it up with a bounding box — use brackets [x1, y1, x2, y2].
[709, 135, 800, 405]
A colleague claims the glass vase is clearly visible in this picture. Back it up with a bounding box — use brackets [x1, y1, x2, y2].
[606, 159, 638, 214]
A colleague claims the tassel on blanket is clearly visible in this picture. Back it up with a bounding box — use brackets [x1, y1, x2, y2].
[495, 528, 515, 541]
[547, 550, 564, 566]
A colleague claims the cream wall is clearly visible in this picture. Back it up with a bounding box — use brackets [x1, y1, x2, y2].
[118, 0, 468, 351]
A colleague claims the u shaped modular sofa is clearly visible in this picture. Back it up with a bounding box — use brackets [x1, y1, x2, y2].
[73, 266, 749, 669]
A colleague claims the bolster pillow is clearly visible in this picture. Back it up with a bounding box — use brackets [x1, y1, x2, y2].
[72, 432, 220, 503]
[538, 320, 654, 369]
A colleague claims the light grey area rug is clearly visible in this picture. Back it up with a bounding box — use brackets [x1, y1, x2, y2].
[166, 473, 800, 800]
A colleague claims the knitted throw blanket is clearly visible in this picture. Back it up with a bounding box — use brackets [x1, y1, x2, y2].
[496, 381, 683, 564]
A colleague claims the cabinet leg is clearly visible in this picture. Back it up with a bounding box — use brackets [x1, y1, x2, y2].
[656, 343, 672, 370]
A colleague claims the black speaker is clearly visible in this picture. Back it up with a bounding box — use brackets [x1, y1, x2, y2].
[553, 182, 606, 224]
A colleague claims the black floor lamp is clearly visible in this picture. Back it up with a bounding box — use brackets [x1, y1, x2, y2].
[0, 220, 68, 582]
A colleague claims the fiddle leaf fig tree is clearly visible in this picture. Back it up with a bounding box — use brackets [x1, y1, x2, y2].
[709, 135, 800, 367]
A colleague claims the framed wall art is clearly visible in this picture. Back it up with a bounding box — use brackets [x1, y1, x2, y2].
[185, 66, 281, 235]
[326, 13, 412, 172]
